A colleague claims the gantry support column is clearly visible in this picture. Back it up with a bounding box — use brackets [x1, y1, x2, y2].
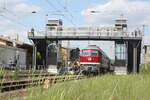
[115, 41, 128, 67]
[133, 41, 141, 74]
[128, 40, 141, 74]
[45, 40, 60, 69]
[133, 47, 137, 74]
[32, 44, 37, 70]
[45, 39, 48, 69]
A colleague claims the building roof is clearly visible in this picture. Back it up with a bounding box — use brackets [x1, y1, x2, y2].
[0, 36, 22, 45]
[0, 36, 33, 48]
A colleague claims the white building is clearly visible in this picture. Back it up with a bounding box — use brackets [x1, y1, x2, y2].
[0, 36, 32, 68]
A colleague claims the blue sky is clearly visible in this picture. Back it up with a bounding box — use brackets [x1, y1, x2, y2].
[19, 0, 150, 34]
[21, 0, 110, 27]
[0, 0, 150, 59]
[19, 0, 146, 25]
[0, 0, 150, 33]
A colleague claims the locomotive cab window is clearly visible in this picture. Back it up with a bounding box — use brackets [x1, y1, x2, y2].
[82, 51, 89, 56]
[91, 51, 98, 56]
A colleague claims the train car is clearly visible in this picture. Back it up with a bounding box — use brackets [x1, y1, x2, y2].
[80, 45, 110, 74]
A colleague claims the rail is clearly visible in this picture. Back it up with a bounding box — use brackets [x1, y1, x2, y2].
[0, 75, 85, 92]
[0, 73, 59, 81]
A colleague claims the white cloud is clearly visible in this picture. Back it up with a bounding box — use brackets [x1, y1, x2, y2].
[81, 0, 150, 27]
[81, 0, 150, 45]
[0, 0, 41, 18]
[0, 20, 13, 25]
[13, 3, 41, 17]
[0, 0, 42, 43]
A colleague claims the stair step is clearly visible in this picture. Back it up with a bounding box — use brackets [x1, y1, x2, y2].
[114, 66, 127, 75]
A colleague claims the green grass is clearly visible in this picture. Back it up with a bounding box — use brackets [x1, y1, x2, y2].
[26, 74, 150, 100]
[2, 63, 150, 100]
[25, 63, 150, 100]
[140, 63, 150, 74]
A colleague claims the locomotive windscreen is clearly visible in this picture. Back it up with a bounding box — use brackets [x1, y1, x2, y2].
[91, 51, 98, 56]
[82, 50, 98, 56]
[82, 50, 89, 56]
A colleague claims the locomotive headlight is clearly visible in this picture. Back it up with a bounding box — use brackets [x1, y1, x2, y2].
[88, 57, 92, 61]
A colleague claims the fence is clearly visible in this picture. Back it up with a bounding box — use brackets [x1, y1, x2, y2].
[28, 26, 143, 38]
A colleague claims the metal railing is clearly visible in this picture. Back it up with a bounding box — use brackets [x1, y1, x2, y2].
[28, 26, 143, 38]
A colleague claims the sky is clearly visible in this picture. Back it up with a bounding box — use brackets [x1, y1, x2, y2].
[0, 0, 150, 59]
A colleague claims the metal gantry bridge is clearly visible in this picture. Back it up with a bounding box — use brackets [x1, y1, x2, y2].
[29, 25, 142, 40]
[28, 24, 142, 74]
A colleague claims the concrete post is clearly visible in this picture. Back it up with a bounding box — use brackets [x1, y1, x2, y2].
[133, 47, 137, 74]
[32, 45, 37, 70]
[45, 40, 48, 69]
[32, 45, 34, 69]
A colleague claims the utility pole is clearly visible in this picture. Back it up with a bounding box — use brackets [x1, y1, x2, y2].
[67, 40, 70, 68]
[141, 24, 145, 64]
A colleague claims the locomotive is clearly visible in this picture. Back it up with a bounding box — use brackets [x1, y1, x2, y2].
[80, 45, 110, 74]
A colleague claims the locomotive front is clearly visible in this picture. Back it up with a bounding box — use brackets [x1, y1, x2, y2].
[80, 46, 101, 73]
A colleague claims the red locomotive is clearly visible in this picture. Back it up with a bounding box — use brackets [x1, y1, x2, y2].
[80, 45, 110, 74]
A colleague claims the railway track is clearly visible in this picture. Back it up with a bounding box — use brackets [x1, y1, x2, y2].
[0, 73, 59, 81]
[0, 75, 85, 92]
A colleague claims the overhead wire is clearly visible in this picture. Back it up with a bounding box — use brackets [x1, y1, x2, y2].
[55, 0, 75, 24]
[46, 0, 74, 25]
[3, 8, 18, 17]
[0, 0, 29, 29]
[45, 0, 75, 25]
[0, 14, 29, 29]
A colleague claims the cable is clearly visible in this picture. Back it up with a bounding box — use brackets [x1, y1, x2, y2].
[55, 0, 66, 9]
[0, 14, 29, 29]
[0, 0, 25, 26]
[55, 0, 74, 24]
[46, 0, 74, 25]
[45, 0, 75, 25]
[45, 0, 61, 13]
[1, 0, 25, 19]
[0, 0, 33, 29]
[3, 8, 17, 17]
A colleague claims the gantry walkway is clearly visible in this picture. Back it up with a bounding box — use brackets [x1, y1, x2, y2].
[28, 26, 142, 41]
